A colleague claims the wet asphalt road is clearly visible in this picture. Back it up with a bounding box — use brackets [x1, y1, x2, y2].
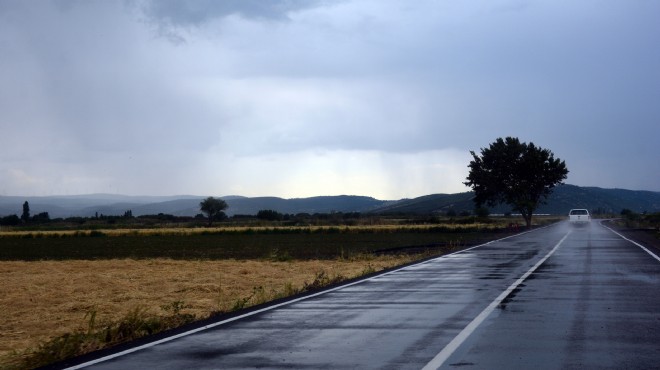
[67, 222, 660, 369]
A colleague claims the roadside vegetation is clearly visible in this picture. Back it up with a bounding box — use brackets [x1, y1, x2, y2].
[609, 210, 660, 247]
[0, 213, 560, 369]
[616, 209, 660, 230]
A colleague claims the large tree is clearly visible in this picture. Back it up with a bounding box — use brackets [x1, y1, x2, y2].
[464, 137, 568, 228]
[199, 197, 228, 226]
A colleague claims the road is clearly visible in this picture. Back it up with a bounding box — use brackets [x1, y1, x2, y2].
[62, 222, 660, 369]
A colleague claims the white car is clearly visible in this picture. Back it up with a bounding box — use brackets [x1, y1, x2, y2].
[569, 209, 591, 225]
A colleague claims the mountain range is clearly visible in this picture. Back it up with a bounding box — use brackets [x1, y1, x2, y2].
[1, 185, 658, 218]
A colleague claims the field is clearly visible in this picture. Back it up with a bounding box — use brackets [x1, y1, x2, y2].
[0, 256, 419, 368]
[0, 220, 550, 368]
[0, 226, 501, 261]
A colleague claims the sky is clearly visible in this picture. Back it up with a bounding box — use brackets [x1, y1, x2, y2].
[1, 0, 659, 199]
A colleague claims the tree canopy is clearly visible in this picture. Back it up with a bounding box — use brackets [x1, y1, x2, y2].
[464, 137, 568, 228]
[199, 197, 228, 226]
[257, 209, 283, 221]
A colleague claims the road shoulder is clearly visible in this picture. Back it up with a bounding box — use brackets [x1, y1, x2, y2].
[602, 220, 660, 253]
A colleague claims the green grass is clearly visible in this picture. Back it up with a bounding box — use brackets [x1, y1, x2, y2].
[0, 230, 505, 260]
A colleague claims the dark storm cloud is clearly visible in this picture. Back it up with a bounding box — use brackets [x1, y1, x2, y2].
[139, 0, 329, 42]
[142, 0, 324, 25]
[1, 0, 659, 196]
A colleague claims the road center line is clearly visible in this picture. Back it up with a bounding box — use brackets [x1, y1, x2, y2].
[421, 230, 572, 370]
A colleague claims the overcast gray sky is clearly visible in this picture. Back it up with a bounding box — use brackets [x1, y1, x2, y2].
[1, 0, 658, 199]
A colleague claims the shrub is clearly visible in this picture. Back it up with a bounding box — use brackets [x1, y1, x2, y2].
[301, 270, 345, 292]
[0, 214, 20, 226]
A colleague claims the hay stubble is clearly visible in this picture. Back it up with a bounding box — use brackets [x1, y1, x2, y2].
[0, 256, 414, 358]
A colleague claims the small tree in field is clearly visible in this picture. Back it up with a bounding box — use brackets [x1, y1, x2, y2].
[21, 201, 30, 223]
[464, 137, 568, 228]
[199, 197, 228, 226]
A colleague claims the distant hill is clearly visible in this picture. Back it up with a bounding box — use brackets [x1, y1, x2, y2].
[226, 195, 387, 216]
[371, 185, 660, 215]
[0, 194, 204, 218]
[371, 193, 476, 214]
[0, 194, 387, 218]
[0, 185, 658, 218]
[538, 185, 660, 214]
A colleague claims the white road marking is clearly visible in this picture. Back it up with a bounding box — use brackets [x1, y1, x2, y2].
[421, 230, 571, 370]
[601, 222, 660, 262]
[65, 225, 551, 369]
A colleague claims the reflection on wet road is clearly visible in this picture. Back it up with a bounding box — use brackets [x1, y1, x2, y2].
[66, 222, 660, 369]
[437, 223, 660, 369]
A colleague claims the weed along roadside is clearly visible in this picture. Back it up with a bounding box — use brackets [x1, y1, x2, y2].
[0, 220, 557, 368]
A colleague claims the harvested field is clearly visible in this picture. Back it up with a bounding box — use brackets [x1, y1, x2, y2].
[0, 256, 416, 363]
[0, 222, 552, 367]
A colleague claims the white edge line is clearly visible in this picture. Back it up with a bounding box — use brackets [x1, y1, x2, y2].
[65, 225, 553, 370]
[421, 230, 571, 370]
[601, 222, 660, 263]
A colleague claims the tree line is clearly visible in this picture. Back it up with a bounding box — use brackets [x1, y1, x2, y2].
[1, 201, 51, 226]
[0, 198, 374, 227]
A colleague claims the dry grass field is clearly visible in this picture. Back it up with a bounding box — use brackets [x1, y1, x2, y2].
[0, 220, 554, 367]
[0, 256, 417, 366]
